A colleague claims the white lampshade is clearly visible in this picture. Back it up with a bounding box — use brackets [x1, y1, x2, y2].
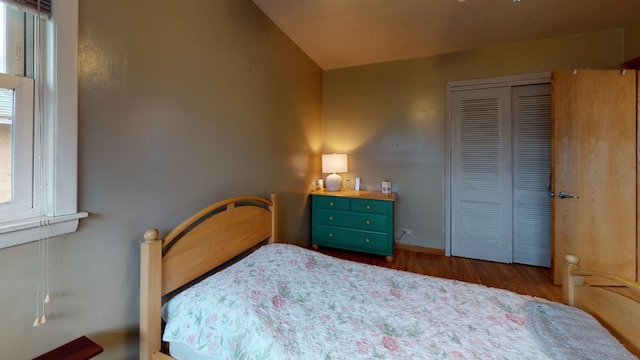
[322, 154, 348, 191]
[322, 154, 348, 174]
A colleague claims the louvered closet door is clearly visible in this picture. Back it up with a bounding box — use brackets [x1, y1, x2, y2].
[451, 87, 513, 263]
[512, 84, 551, 267]
[451, 84, 551, 265]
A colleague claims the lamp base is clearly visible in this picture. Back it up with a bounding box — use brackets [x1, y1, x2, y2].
[325, 173, 342, 191]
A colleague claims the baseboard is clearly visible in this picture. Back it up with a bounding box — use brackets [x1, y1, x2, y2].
[395, 242, 445, 256]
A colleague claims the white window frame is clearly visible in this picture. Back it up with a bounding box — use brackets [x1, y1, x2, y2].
[0, 0, 86, 249]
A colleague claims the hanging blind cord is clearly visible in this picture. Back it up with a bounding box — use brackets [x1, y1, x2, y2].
[33, 0, 50, 326]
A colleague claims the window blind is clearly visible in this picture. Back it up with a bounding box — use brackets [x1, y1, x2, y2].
[1, 0, 51, 17]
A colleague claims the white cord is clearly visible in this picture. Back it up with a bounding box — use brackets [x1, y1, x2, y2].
[33, 2, 50, 326]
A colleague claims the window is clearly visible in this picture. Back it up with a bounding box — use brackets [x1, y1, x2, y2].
[0, 0, 85, 249]
[0, 74, 34, 218]
[0, 4, 27, 208]
[0, 88, 15, 204]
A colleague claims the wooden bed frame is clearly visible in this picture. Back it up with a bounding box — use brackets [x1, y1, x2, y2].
[563, 253, 640, 357]
[139, 192, 640, 359]
[139, 193, 278, 360]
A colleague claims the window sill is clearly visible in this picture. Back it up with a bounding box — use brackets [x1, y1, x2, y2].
[0, 212, 88, 249]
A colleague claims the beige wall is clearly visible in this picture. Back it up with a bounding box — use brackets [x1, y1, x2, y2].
[323, 29, 625, 251]
[0, 3, 637, 358]
[0, 1, 322, 359]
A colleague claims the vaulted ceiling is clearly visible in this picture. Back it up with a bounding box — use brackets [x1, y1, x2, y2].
[253, 0, 640, 69]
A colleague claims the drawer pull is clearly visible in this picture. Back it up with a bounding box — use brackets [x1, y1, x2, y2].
[329, 201, 334, 206]
[329, 233, 333, 238]
[365, 220, 370, 225]
[329, 216, 334, 221]
[366, 205, 371, 210]
[365, 238, 370, 243]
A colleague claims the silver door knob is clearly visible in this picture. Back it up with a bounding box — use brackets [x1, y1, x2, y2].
[559, 191, 579, 199]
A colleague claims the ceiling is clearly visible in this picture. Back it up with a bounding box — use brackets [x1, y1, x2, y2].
[252, 0, 640, 70]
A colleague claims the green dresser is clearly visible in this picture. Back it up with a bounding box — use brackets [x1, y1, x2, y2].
[311, 190, 396, 262]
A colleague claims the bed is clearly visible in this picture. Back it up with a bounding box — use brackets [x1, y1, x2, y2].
[139, 193, 640, 360]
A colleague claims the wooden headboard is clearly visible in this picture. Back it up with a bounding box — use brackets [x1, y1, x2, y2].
[139, 193, 277, 360]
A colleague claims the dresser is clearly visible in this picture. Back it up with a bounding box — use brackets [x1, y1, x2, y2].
[311, 190, 396, 262]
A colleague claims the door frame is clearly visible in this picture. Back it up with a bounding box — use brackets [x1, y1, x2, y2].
[445, 72, 551, 257]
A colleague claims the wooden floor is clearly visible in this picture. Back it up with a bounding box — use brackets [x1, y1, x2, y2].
[316, 247, 563, 303]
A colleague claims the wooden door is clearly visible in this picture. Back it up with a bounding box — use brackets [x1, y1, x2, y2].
[551, 69, 637, 284]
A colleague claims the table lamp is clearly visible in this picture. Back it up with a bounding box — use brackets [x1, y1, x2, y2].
[322, 154, 348, 191]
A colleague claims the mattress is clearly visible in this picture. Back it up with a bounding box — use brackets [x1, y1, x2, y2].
[161, 243, 635, 360]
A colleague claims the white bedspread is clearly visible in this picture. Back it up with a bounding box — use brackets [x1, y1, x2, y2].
[160, 244, 627, 360]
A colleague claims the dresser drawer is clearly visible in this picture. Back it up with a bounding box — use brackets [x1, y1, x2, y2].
[350, 198, 390, 215]
[310, 190, 396, 260]
[313, 196, 350, 210]
[314, 209, 388, 232]
[314, 225, 390, 253]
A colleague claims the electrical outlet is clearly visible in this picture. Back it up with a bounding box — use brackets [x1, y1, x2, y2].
[402, 228, 413, 235]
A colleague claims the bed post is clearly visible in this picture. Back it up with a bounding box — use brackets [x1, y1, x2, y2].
[563, 253, 583, 305]
[269, 192, 278, 244]
[140, 229, 163, 360]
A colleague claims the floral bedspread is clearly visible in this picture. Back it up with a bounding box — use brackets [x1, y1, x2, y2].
[162, 243, 553, 360]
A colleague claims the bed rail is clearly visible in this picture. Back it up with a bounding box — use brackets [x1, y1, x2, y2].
[563, 253, 640, 357]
